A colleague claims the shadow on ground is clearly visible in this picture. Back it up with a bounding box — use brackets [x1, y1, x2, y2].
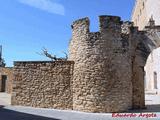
[145, 104, 160, 112]
[128, 104, 160, 113]
[0, 106, 60, 120]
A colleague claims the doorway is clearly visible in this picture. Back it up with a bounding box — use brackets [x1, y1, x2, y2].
[1, 75, 7, 92]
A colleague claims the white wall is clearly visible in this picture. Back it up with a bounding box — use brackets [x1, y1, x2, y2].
[145, 47, 160, 93]
[146, 0, 160, 25]
[132, 0, 160, 29]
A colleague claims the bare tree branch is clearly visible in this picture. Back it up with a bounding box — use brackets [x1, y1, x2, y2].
[37, 47, 68, 61]
[61, 51, 68, 60]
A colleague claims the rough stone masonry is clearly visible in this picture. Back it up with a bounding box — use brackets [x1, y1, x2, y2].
[12, 61, 74, 110]
[0, 67, 13, 93]
[12, 15, 160, 113]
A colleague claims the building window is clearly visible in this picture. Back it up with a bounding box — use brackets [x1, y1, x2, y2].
[144, 71, 146, 89]
[143, 2, 145, 9]
[154, 72, 158, 89]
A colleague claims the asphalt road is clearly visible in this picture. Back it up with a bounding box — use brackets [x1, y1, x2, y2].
[0, 105, 160, 120]
[0, 106, 59, 120]
[0, 106, 112, 120]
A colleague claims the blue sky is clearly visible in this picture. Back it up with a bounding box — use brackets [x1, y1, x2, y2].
[0, 0, 135, 66]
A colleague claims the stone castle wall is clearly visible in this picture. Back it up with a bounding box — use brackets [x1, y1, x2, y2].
[11, 15, 160, 113]
[0, 67, 13, 93]
[69, 16, 133, 112]
[69, 15, 160, 112]
[11, 61, 74, 109]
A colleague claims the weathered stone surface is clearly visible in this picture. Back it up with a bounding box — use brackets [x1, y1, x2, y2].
[69, 15, 160, 112]
[11, 15, 160, 113]
[11, 61, 74, 110]
[0, 67, 13, 93]
[69, 16, 132, 113]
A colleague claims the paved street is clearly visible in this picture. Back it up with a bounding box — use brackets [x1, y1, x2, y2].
[1, 105, 160, 120]
[145, 94, 160, 105]
[0, 107, 59, 120]
[0, 92, 11, 106]
[0, 93, 160, 120]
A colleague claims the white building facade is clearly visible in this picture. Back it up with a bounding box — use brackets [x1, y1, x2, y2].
[132, 0, 160, 30]
[132, 0, 160, 104]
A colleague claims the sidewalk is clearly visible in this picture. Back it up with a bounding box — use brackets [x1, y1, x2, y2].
[0, 92, 159, 120]
[0, 92, 11, 106]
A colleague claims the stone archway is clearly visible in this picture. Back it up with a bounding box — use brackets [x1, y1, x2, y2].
[131, 25, 160, 109]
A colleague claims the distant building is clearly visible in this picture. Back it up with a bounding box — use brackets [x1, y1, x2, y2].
[0, 45, 13, 93]
[132, 0, 160, 30]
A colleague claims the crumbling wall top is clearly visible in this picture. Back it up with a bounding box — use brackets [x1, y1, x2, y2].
[72, 17, 89, 27]
[99, 15, 122, 32]
[71, 15, 152, 38]
[145, 26, 160, 31]
[14, 61, 74, 67]
[71, 17, 90, 33]
[72, 15, 124, 34]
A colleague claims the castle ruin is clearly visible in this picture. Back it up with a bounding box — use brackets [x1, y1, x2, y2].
[11, 15, 160, 113]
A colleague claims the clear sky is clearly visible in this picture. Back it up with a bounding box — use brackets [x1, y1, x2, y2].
[0, 0, 135, 67]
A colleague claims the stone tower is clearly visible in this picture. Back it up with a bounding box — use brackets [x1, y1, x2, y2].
[132, 0, 160, 30]
[69, 15, 160, 113]
[69, 16, 133, 112]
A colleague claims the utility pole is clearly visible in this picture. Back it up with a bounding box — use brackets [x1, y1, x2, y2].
[0, 45, 5, 67]
[0, 45, 2, 60]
